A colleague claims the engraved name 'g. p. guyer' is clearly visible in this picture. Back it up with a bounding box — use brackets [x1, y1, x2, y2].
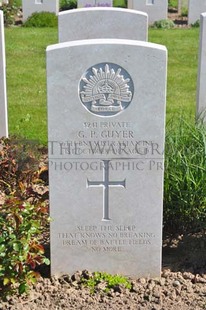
[79, 63, 134, 117]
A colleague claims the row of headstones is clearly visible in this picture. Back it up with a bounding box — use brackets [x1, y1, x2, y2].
[48, 8, 206, 276]
[174, 0, 206, 25]
[48, 8, 166, 277]
[22, 0, 167, 24]
[0, 6, 206, 276]
[21, 0, 206, 25]
[167, 0, 206, 25]
[22, 0, 168, 25]
[1, 6, 206, 139]
[129, 0, 206, 25]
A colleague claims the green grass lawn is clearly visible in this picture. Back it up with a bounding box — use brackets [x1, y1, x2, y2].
[6, 27, 58, 144]
[6, 27, 199, 144]
[149, 28, 199, 120]
[4, 25, 206, 231]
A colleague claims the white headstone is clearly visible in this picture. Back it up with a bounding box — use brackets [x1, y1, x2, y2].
[59, 8, 148, 43]
[188, 0, 206, 24]
[78, 0, 95, 7]
[0, 11, 8, 138]
[0, 1, 9, 5]
[128, 0, 168, 24]
[22, 0, 59, 22]
[182, 0, 188, 8]
[197, 12, 206, 121]
[78, 0, 113, 8]
[178, 0, 188, 15]
[47, 38, 167, 277]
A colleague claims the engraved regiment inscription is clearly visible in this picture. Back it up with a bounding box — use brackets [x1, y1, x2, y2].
[79, 63, 134, 117]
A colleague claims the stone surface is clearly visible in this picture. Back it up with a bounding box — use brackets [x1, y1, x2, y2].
[47, 38, 167, 277]
[0, 0, 9, 5]
[0, 11, 8, 138]
[197, 12, 206, 122]
[78, 0, 113, 8]
[188, 0, 206, 24]
[78, 0, 95, 7]
[22, 0, 59, 22]
[182, 0, 188, 8]
[128, 0, 168, 24]
[177, 0, 188, 15]
[58, 8, 148, 42]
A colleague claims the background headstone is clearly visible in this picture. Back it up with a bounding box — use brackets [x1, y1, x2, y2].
[0, 0, 9, 5]
[78, 0, 113, 8]
[0, 10, 8, 138]
[59, 8, 148, 42]
[178, 0, 188, 15]
[47, 38, 167, 277]
[96, 0, 113, 5]
[128, 0, 168, 24]
[78, 0, 95, 7]
[22, 0, 59, 22]
[197, 12, 206, 122]
[188, 0, 206, 24]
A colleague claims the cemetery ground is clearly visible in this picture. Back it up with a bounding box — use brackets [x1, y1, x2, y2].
[0, 26, 206, 308]
[0, 138, 206, 310]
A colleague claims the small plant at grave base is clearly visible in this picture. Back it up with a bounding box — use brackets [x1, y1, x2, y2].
[181, 7, 188, 17]
[168, 0, 177, 9]
[0, 137, 48, 199]
[13, 0, 22, 7]
[81, 271, 132, 294]
[0, 196, 50, 298]
[60, 0, 77, 11]
[152, 19, 175, 29]
[113, 0, 127, 8]
[0, 2, 18, 26]
[191, 19, 200, 28]
[23, 12, 58, 28]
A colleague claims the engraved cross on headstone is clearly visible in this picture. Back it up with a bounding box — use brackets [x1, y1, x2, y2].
[87, 160, 126, 221]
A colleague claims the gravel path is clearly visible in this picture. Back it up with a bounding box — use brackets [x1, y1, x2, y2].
[1, 269, 206, 310]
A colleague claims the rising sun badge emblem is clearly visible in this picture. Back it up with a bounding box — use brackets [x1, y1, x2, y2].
[79, 63, 134, 117]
